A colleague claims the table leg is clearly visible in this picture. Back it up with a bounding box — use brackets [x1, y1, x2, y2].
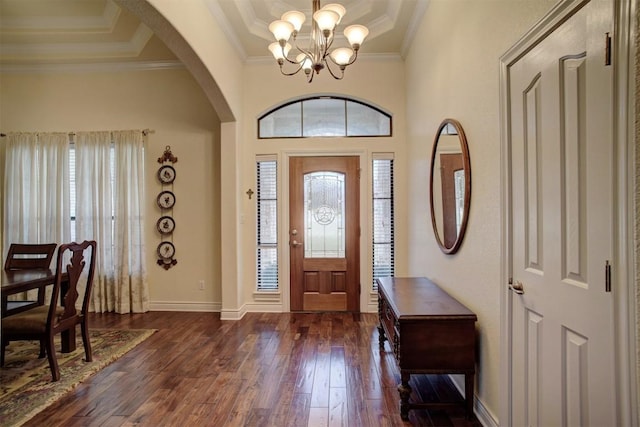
[398, 371, 411, 420]
[465, 373, 474, 419]
[377, 325, 386, 348]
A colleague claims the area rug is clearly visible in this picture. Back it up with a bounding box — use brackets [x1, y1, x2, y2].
[0, 328, 156, 426]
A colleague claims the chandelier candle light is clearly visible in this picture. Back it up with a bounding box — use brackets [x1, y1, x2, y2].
[268, 0, 369, 82]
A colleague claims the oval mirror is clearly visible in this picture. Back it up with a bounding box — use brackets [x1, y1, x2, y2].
[429, 118, 471, 254]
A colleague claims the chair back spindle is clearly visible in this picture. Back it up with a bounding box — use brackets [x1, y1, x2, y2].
[51, 241, 96, 334]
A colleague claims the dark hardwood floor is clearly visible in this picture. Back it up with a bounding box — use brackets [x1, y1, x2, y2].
[24, 311, 482, 426]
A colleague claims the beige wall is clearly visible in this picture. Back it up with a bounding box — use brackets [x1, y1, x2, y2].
[0, 67, 222, 309]
[404, 0, 556, 421]
[635, 0, 640, 411]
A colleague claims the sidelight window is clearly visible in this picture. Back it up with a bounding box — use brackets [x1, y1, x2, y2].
[256, 157, 278, 291]
[372, 155, 395, 290]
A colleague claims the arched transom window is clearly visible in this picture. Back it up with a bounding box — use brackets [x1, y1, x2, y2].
[258, 96, 392, 138]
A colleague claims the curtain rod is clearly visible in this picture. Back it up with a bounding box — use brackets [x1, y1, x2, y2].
[0, 129, 155, 137]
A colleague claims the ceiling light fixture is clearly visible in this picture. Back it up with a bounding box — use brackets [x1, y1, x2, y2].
[268, 0, 369, 83]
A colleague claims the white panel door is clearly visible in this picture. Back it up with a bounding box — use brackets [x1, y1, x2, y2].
[507, 1, 616, 425]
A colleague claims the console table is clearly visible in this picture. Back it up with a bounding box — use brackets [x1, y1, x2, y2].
[377, 276, 477, 420]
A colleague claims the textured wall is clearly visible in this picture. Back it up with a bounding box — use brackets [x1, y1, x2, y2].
[636, 0, 640, 410]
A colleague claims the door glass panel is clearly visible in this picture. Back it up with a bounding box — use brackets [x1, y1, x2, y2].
[304, 171, 345, 258]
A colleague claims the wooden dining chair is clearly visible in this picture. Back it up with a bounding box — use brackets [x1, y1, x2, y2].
[3, 243, 57, 314]
[4, 243, 57, 270]
[1, 240, 97, 381]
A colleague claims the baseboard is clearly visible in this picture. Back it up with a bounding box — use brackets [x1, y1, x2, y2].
[448, 374, 498, 427]
[149, 301, 379, 316]
[148, 301, 283, 319]
[220, 304, 247, 320]
[148, 301, 221, 312]
[243, 302, 284, 313]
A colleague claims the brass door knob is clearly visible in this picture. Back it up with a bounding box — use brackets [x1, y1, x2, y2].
[509, 280, 525, 295]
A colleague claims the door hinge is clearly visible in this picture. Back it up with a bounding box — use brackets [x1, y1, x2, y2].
[605, 32, 612, 66]
[605, 260, 611, 292]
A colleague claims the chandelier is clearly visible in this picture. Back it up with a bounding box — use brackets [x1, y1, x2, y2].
[267, 0, 369, 82]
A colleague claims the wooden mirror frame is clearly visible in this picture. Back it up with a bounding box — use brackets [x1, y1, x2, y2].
[429, 118, 471, 254]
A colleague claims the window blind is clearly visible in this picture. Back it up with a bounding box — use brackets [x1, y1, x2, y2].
[257, 159, 278, 291]
[372, 156, 395, 290]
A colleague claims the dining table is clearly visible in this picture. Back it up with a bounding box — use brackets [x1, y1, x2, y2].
[1, 268, 76, 353]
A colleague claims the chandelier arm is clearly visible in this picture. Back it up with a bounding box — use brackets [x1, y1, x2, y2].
[322, 33, 336, 58]
[283, 55, 302, 65]
[277, 43, 299, 65]
[324, 58, 345, 80]
[293, 46, 314, 62]
[279, 62, 304, 76]
[346, 48, 360, 66]
[286, 37, 317, 66]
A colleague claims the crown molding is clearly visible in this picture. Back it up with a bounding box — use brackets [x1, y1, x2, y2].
[401, 0, 429, 58]
[0, 60, 184, 74]
[0, 24, 153, 61]
[203, 0, 248, 61]
[245, 51, 403, 65]
[0, 0, 121, 32]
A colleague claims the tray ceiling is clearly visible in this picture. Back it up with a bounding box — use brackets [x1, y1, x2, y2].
[0, 0, 426, 66]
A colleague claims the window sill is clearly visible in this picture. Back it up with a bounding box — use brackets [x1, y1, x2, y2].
[253, 291, 281, 302]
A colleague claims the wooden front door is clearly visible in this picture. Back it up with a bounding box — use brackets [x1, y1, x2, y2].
[289, 156, 360, 312]
[504, 0, 616, 425]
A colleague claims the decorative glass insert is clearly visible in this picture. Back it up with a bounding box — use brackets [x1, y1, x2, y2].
[372, 156, 395, 290]
[257, 159, 278, 291]
[304, 171, 345, 258]
[258, 96, 391, 138]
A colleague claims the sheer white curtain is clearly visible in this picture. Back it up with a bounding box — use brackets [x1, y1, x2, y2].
[3, 132, 71, 252]
[75, 131, 148, 313]
[113, 131, 148, 313]
[3, 132, 71, 302]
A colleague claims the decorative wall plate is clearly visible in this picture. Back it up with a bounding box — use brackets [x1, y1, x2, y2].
[157, 165, 176, 184]
[157, 241, 175, 259]
[156, 216, 176, 234]
[157, 190, 176, 209]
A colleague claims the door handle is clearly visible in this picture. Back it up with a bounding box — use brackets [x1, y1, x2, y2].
[509, 280, 525, 295]
[290, 240, 302, 247]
